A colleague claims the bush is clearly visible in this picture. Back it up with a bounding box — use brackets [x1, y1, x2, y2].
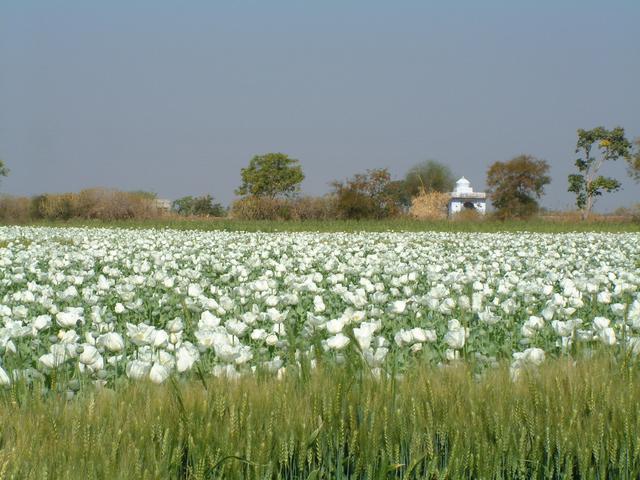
[76, 189, 161, 220]
[289, 196, 338, 221]
[332, 169, 402, 219]
[0, 196, 31, 223]
[230, 196, 292, 220]
[230, 196, 338, 221]
[172, 195, 226, 217]
[14, 189, 163, 222]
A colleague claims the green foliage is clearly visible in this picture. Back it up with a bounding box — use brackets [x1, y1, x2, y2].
[230, 195, 337, 221]
[486, 155, 551, 219]
[2, 358, 640, 478]
[568, 126, 632, 219]
[627, 138, 640, 183]
[403, 160, 455, 200]
[236, 153, 305, 198]
[0, 159, 8, 181]
[332, 168, 402, 219]
[172, 195, 226, 217]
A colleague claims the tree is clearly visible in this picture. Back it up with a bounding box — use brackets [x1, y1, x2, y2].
[403, 160, 455, 199]
[172, 195, 225, 216]
[236, 153, 304, 198]
[0, 160, 8, 185]
[568, 127, 631, 219]
[331, 168, 401, 219]
[627, 138, 640, 183]
[486, 155, 551, 219]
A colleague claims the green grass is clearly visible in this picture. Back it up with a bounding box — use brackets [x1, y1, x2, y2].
[6, 217, 640, 233]
[2, 357, 640, 479]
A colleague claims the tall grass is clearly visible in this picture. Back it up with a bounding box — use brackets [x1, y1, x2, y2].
[1, 357, 639, 479]
[11, 217, 640, 233]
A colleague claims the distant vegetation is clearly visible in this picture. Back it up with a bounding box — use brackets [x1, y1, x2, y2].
[486, 155, 551, 220]
[1, 125, 639, 224]
[172, 195, 226, 217]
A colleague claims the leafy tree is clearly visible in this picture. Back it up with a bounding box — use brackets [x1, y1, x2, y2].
[0, 159, 8, 185]
[627, 138, 640, 183]
[568, 127, 631, 219]
[403, 160, 455, 199]
[236, 153, 304, 198]
[172, 195, 225, 216]
[331, 168, 401, 219]
[486, 155, 551, 219]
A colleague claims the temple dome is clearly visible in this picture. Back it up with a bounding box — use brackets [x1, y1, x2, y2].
[454, 176, 473, 194]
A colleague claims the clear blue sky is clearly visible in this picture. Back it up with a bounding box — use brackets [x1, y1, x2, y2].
[1, 0, 639, 211]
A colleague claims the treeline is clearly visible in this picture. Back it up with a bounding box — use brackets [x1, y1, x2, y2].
[0, 189, 165, 222]
[0, 189, 230, 223]
[0, 126, 638, 223]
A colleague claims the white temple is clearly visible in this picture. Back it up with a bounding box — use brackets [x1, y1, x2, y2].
[448, 177, 486, 217]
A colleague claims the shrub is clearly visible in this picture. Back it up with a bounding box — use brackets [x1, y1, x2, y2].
[290, 196, 338, 221]
[230, 196, 338, 221]
[0, 196, 31, 223]
[38, 193, 79, 220]
[172, 195, 226, 217]
[21, 189, 162, 221]
[332, 168, 402, 219]
[230, 196, 292, 220]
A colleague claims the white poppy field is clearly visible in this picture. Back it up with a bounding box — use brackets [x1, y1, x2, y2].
[1, 226, 639, 390]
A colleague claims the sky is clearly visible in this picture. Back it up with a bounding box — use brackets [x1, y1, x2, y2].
[1, 0, 639, 211]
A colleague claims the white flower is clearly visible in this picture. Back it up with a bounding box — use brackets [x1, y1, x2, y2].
[253, 279, 269, 292]
[444, 329, 466, 350]
[522, 348, 545, 366]
[313, 295, 326, 313]
[97, 332, 125, 353]
[176, 343, 199, 372]
[151, 329, 169, 349]
[78, 345, 100, 365]
[611, 303, 626, 316]
[265, 333, 278, 346]
[353, 322, 378, 349]
[265, 295, 279, 307]
[0, 366, 10, 386]
[149, 363, 171, 384]
[592, 316, 610, 330]
[126, 323, 155, 346]
[56, 311, 82, 328]
[389, 300, 407, 314]
[114, 303, 125, 314]
[166, 318, 184, 333]
[444, 319, 466, 350]
[552, 319, 580, 337]
[445, 349, 459, 361]
[199, 311, 221, 329]
[325, 318, 345, 334]
[327, 333, 350, 350]
[597, 291, 612, 304]
[32, 315, 52, 332]
[598, 327, 617, 346]
[250, 329, 267, 341]
[266, 308, 286, 323]
[226, 319, 248, 337]
[187, 284, 203, 297]
[97, 275, 110, 291]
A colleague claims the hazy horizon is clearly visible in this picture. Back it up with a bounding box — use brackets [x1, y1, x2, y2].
[1, 1, 639, 211]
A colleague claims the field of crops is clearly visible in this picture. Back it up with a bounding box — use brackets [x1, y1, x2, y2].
[1, 226, 640, 478]
[1, 226, 639, 388]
